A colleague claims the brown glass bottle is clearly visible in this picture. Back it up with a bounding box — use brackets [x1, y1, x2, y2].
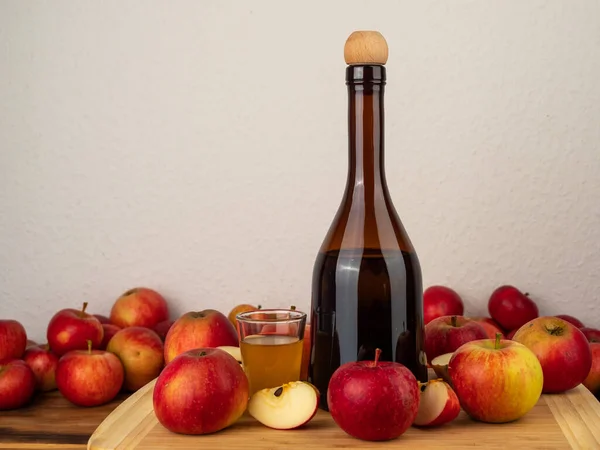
[309, 33, 428, 411]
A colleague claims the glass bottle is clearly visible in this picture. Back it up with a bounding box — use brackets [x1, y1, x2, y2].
[309, 31, 428, 411]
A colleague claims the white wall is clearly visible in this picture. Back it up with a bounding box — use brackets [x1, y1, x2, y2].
[1, 1, 599, 343]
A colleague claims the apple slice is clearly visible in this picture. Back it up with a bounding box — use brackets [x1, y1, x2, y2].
[413, 379, 460, 427]
[431, 352, 453, 385]
[248, 381, 319, 430]
[216, 346, 243, 365]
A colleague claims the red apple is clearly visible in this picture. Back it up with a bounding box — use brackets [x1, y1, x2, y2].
[581, 327, 600, 343]
[56, 341, 124, 406]
[23, 346, 59, 392]
[106, 327, 164, 392]
[164, 310, 239, 364]
[46, 302, 104, 357]
[93, 314, 111, 324]
[109, 287, 169, 329]
[153, 320, 174, 342]
[248, 381, 319, 429]
[413, 379, 460, 427]
[555, 315, 584, 328]
[0, 319, 27, 361]
[583, 343, 600, 395]
[425, 315, 487, 363]
[488, 285, 538, 331]
[327, 348, 420, 441]
[513, 316, 592, 393]
[300, 323, 311, 381]
[470, 317, 505, 340]
[423, 286, 464, 325]
[153, 347, 249, 435]
[100, 324, 121, 350]
[506, 329, 518, 340]
[0, 359, 36, 410]
[449, 334, 543, 423]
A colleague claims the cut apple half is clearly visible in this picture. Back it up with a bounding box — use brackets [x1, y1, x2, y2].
[431, 352, 453, 385]
[413, 379, 461, 427]
[248, 381, 319, 430]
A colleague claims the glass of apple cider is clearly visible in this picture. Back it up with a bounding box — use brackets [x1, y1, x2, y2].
[236, 308, 306, 395]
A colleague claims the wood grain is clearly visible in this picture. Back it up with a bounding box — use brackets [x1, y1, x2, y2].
[87, 374, 600, 450]
[546, 385, 600, 449]
[0, 390, 128, 449]
[87, 379, 157, 450]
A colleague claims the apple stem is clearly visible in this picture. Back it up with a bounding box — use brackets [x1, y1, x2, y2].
[495, 332, 501, 349]
[524, 292, 530, 297]
[451, 316, 457, 327]
[373, 348, 382, 367]
[81, 302, 88, 316]
[290, 305, 296, 311]
[87, 340, 92, 354]
[257, 304, 262, 310]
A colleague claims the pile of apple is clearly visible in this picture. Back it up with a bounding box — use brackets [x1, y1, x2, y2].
[0, 292, 315, 434]
[421, 284, 600, 425]
[0, 287, 176, 410]
[2, 284, 599, 444]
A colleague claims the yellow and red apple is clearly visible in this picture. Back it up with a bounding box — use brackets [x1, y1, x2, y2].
[23, 345, 59, 392]
[228, 304, 260, 328]
[109, 287, 169, 329]
[448, 334, 543, 423]
[164, 310, 239, 364]
[106, 327, 164, 392]
[513, 316, 592, 393]
[153, 347, 249, 435]
[555, 314, 584, 328]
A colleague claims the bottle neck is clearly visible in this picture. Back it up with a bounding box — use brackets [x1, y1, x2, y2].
[347, 65, 386, 191]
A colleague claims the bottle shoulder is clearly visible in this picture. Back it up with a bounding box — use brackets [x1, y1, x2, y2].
[317, 185, 416, 254]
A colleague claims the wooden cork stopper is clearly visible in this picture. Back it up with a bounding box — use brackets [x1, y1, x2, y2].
[344, 31, 388, 65]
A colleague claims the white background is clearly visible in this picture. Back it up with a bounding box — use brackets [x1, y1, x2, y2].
[1, 1, 599, 343]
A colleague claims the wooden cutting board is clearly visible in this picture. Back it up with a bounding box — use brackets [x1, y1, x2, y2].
[0, 390, 128, 449]
[88, 371, 600, 450]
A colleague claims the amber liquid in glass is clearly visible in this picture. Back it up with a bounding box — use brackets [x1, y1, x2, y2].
[240, 334, 304, 395]
[309, 65, 428, 411]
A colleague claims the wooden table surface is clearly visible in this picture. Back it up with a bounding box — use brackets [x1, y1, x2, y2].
[0, 391, 129, 449]
[1, 383, 599, 449]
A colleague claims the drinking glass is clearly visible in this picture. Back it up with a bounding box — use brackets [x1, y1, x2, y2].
[236, 309, 307, 395]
